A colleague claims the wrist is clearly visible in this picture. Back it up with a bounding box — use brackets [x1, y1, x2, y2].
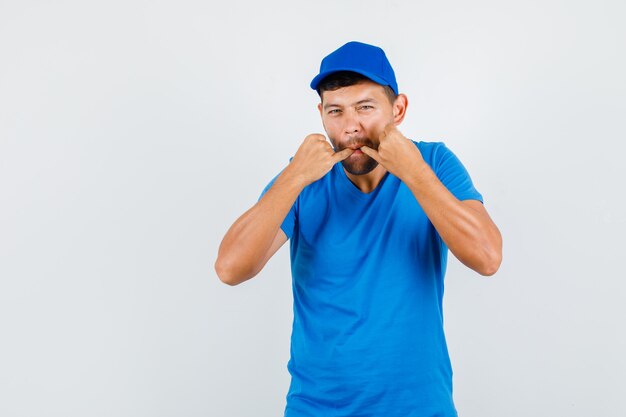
[401, 160, 433, 187]
[282, 163, 310, 189]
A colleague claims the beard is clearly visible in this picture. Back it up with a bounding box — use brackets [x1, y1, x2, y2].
[331, 137, 379, 176]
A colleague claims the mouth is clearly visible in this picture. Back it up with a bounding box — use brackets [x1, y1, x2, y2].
[346, 143, 368, 152]
[337, 138, 375, 155]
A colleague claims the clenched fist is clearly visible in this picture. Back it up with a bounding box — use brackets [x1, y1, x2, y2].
[360, 124, 425, 181]
[288, 134, 354, 186]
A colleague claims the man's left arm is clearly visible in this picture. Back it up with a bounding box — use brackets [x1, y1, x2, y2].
[361, 125, 503, 276]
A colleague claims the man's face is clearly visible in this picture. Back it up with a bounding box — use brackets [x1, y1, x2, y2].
[318, 80, 397, 175]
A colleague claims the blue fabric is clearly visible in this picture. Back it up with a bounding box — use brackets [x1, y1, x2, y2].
[258, 141, 483, 417]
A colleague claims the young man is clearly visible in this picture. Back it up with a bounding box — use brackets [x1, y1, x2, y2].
[215, 41, 502, 417]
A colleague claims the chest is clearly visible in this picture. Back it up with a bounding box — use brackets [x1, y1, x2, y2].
[295, 180, 435, 265]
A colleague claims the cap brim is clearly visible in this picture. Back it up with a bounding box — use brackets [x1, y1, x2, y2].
[310, 67, 394, 93]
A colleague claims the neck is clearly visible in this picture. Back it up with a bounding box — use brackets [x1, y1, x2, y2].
[343, 164, 388, 193]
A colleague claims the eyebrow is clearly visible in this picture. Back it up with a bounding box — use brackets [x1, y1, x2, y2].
[323, 98, 377, 110]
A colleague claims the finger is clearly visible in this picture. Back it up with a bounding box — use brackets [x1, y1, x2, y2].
[384, 122, 397, 134]
[304, 133, 327, 143]
[378, 128, 387, 143]
[380, 123, 396, 140]
[332, 147, 355, 162]
[360, 146, 382, 163]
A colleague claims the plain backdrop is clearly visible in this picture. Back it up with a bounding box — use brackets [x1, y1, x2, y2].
[1, 1, 625, 416]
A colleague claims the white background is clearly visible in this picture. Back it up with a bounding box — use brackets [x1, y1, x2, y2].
[1, 1, 625, 416]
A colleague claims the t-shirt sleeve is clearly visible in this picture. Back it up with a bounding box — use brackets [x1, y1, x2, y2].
[257, 167, 297, 240]
[431, 142, 483, 203]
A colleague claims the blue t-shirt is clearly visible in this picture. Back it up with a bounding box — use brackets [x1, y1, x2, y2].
[259, 141, 483, 417]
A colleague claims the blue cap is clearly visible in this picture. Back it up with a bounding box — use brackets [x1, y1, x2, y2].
[310, 41, 398, 95]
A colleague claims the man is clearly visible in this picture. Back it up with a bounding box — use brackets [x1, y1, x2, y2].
[215, 41, 502, 417]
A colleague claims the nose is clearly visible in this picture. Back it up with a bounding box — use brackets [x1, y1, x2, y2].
[342, 109, 361, 135]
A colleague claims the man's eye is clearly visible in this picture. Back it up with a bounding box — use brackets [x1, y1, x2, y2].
[359, 105, 374, 110]
[328, 109, 341, 114]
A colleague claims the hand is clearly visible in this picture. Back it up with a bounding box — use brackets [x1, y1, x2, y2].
[288, 134, 354, 186]
[360, 124, 425, 181]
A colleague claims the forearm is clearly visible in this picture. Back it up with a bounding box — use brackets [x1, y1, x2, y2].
[403, 163, 502, 276]
[215, 165, 305, 284]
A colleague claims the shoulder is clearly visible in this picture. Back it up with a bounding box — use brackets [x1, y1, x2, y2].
[412, 140, 456, 168]
[412, 140, 452, 152]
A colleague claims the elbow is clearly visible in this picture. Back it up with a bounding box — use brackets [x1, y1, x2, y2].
[214, 256, 255, 286]
[215, 264, 238, 286]
[479, 256, 501, 276]
[477, 227, 503, 276]
[214, 257, 241, 286]
[477, 245, 503, 277]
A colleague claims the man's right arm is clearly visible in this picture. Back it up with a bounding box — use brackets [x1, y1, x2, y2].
[214, 134, 354, 286]
[214, 165, 304, 286]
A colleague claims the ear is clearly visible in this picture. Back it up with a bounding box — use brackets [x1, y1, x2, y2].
[317, 102, 329, 131]
[392, 94, 408, 125]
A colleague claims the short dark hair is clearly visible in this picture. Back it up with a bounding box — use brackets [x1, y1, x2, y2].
[316, 71, 398, 104]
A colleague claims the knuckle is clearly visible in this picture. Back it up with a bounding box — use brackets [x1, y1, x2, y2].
[305, 133, 324, 141]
